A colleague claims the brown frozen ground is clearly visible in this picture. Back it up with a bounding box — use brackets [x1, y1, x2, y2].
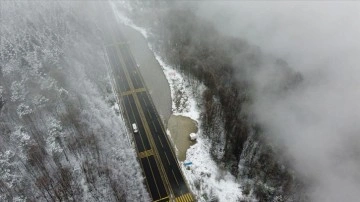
[167, 115, 198, 161]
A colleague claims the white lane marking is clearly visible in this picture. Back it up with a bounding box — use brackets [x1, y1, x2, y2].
[164, 152, 171, 165]
[172, 169, 179, 186]
[157, 136, 164, 148]
[152, 120, 158, 132]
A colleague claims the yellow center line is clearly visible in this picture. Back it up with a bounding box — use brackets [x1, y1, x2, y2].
[114, 42, 175, 199]
[132, 93, 167, 198]
[110, 34, 174, 199]
[101, 12, 164, 202]
[106, 16, 166, 201]
[115, 47, 163, 200]
[127, 47, 194, 196]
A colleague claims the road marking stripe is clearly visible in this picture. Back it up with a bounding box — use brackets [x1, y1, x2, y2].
[175, 193, 193, 202]
[187, 193, 193, 201]
[157, 136, 164, 148]
[183, 194, 188, 202]
[164, 152, 171, 165]
[172, 169, 179, 186]
[138, 149, 154, 158]
[121, 88, 146, 96]
[152, 121, 158, 132]
[142, 96, 147, 106]
[153, 196, 169, 202]
[147, 108, 152, 118]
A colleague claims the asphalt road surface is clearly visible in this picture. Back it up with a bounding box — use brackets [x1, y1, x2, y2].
[103, 8, 194, 202]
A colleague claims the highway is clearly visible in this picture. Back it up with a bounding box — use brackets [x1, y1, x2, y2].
[103, 8, 194, 202]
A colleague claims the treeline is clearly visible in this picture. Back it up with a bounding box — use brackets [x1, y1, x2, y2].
[149, 7, 306, 201]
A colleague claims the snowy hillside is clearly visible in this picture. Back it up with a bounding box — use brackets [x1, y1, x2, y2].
[0, 1, 148, 201]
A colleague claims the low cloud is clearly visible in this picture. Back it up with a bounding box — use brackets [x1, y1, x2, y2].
[197, 2, 360, 201]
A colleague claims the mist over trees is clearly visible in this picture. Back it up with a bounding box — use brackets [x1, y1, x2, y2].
[122, 2, 307, 201]
[197, 2, 360, 202]
[158, 9, 305, 201]
[0, 1, 148, 201]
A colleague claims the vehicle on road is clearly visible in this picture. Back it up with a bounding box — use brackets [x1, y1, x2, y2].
[132, 123, 138, 133]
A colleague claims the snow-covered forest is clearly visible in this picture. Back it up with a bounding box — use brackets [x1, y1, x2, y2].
[3, 0, 358, 201]
[0, 1, 148, 201]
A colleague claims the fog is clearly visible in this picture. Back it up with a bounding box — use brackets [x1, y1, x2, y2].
[198, 2, 360, 201]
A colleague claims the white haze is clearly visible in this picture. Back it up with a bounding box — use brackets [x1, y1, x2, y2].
[198, 1, 360, 201]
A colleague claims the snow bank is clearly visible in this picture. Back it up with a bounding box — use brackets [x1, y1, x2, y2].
[189, 133, 197, 141]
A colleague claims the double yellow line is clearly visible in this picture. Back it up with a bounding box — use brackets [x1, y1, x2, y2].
[114, 43, 170, 198]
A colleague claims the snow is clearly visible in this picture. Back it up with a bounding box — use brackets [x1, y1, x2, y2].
[111, 3, 245, 201]
[113, 101, 120, 113]
[189, 133, 197, 141]
[16, 103, 33, 117]
[183, 137, 244, 201]
[163, 66, 243, 202]
[153, 55, 202, 121]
